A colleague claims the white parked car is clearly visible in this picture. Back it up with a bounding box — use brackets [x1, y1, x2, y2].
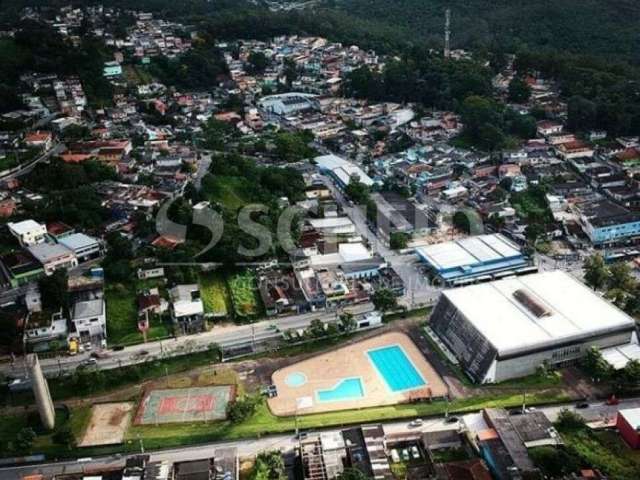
[409, 418, 423, 428]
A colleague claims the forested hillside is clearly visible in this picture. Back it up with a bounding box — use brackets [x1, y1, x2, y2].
[5, 1, 640, 62]
[330, 0, 640, 62]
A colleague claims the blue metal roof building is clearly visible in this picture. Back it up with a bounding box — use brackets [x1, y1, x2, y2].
[416, 234, 534, 286]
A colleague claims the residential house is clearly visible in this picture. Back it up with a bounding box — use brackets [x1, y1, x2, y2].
[24, 310, 68, 346]
[24, 130, 53, 149]
[555, 140, 594, 160]
[294, 267, 326, 311]
[0, 250, 44, 287]
[536, 120, 563, 137]
[137, 267, 165, 280]
[169, 284, 205, 334]
[71, 298, 107, 344]
[578, 199, 640, 245]
[138, 289, 168, 318]
[258, 270, 306, 316]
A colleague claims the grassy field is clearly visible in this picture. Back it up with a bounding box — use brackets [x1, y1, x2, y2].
[556, 429, 640, 480]
[199, 272, 231, 317]
[123, 65, 152, 85]
[0, 342, 571, 458]
[0, 407, 78, 457]
[105, 284, 172, 346]
[125, 390, 570, 451]
[0, 305, 574, 459]
[207, 176, 249, 211]
[228, 271, 261, 319]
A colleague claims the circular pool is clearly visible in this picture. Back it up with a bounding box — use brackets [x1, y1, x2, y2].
[285, 372, 307, 387]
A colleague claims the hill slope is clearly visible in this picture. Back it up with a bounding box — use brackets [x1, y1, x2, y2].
[328, 0, 640, 62]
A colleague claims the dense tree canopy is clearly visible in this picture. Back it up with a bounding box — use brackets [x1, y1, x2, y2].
[0, 20, 113, 110]
[344, 55, 493, 110]
[507, 77, 531, 103]
[148, 30, 228, 90]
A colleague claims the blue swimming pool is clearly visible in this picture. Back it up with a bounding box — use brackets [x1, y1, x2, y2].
[317, 377, 364, 402]
[367, 345, 426, 392]
[285, 372, 307, 387]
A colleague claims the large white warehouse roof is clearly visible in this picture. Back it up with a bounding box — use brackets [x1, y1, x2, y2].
[442, 270, 636, 356]
[315, 154, 374, 187]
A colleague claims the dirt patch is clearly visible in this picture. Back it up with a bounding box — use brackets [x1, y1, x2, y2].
[78, 402, 134, 447]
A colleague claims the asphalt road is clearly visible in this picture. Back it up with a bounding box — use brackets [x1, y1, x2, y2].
[321, 175, 441, 307]
[1, 303, 374, 378]
[4, 397, 640, 480]
[0, 143, 65, 181]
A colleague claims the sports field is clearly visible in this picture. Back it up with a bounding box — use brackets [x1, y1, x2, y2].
[135, 385, 235, 425]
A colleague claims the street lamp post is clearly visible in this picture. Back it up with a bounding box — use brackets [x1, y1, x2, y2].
[251, 325, 256, 352]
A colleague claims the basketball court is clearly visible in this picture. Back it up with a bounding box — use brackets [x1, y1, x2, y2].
[135, 385, 234, 425]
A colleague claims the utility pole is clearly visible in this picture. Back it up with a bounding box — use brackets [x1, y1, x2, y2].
[444, 8, 451, 59]
[251, 325, 256, 352]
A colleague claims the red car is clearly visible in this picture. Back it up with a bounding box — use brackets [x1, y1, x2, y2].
[606, 395, 620, 406]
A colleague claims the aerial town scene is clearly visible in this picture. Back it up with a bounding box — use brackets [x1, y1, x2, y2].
[2, 1, 640, 479]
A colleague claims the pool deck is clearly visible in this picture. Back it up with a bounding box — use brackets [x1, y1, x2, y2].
[268, 331, 448, 416]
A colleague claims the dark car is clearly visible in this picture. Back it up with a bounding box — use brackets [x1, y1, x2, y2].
[445, 416, 459, 423]
[576, 402, 589, 409]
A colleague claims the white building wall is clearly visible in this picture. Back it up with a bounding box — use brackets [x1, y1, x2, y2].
[490, 329, 634, 383]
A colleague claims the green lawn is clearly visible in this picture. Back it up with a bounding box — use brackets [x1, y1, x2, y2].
[199, 272, 231, 317]
[0, 407, 79, 457]
[228, 271, 262, 319]
[123, 65, 153, 85]
[491, 370, 562, 389]
[69, 405, 92, 440]
[126, 390, 570, 451]
[0, 360, 570, 458]
[206, 175, 249, 211]
[105, 284, 171, 346]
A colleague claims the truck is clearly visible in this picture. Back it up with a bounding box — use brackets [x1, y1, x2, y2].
[68, 337, 83, 355]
